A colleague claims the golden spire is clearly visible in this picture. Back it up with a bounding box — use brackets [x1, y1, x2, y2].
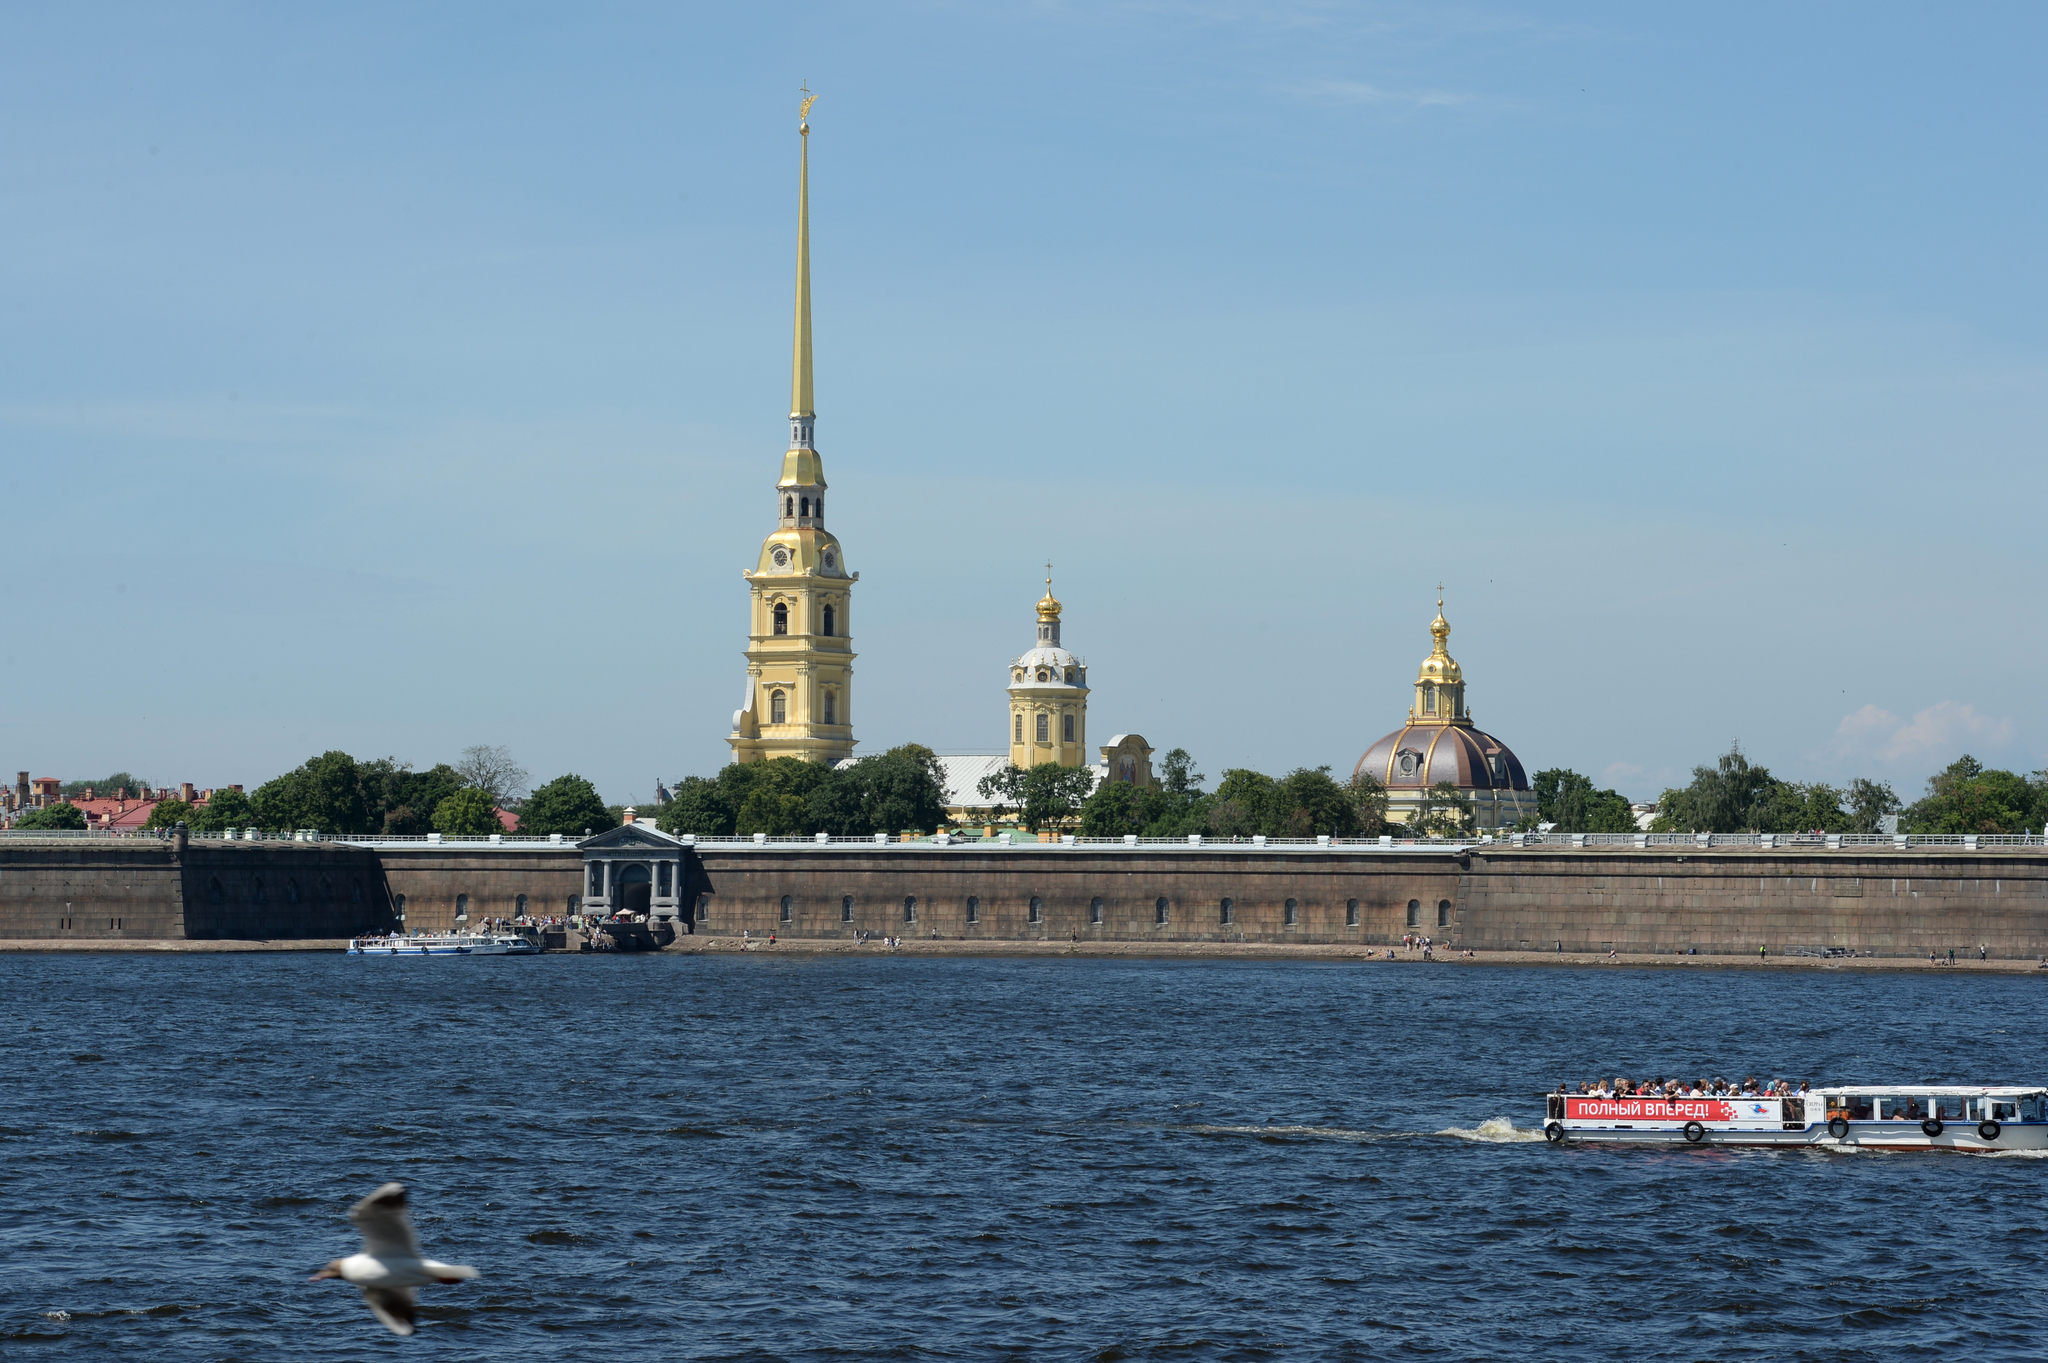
[1037, 562, 1063, 621]
[1417, 585, 1461, 684]
[790, 84, 816, 420]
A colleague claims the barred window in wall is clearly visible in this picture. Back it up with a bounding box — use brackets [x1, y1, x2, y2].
[1155, 897, 1169, 925]
[780, 895, 792, 923]
[1284, 898, 1298, 926]
[1438, 899, 1453, 927]
[1062, 713, 1073, 742]
[1014, 713, 1023, 743]
[1036, 713, 1049, 743]
[824, 691, 836, 724]
[456, 894, 469, 919]
[773, 602, 788, 635]
[841, 895, 854, 922]
[1346, 897, 1359, 926]
[1219, 897, 1233, 925]
[966, 896, 979, 923]
[1089, 896, 1103, 924]
[770, 691, 787, 724]
[1406, 898, 1421, 927]
[904, 896, 917, 923]
[516, 893, 528, 915]
[1029, 896, 1042, 923]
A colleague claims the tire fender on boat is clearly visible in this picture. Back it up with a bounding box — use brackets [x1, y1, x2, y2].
[1682, 1121, 1706, 1144]
[1827, 1116, 1850, 1139]
[1543, 1122, 1565, 1144]
[1978, 1119, 2001, 1142]
[1921, 1117, 1945, 1139]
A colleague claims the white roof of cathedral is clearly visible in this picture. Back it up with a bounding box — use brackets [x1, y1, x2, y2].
[1013, 647, 1082, 672]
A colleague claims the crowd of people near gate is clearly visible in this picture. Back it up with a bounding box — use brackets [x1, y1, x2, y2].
[1559, 1075, 1812, 1098]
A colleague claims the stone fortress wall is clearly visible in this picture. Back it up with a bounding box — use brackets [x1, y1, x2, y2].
[7, 836, 2048, 959]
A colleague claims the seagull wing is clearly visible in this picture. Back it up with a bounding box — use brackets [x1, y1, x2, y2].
[361, 1286, 417, 1336]
[348, 1182, 422, 1261]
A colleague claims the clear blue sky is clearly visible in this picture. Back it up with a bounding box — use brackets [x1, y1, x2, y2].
[4, 3, 2043, 807]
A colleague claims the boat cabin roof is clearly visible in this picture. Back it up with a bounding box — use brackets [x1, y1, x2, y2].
[1821, 1086, 2043, 1097]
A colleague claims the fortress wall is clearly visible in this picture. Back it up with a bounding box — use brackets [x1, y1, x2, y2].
[692, 848, 1461, 944]
[1456, 850, 2048, 958]
[10, 840, 2048, 957]
[376, 847, 583, 933]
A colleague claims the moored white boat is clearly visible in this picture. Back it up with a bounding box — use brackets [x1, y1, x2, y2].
[347, 931, 541, 957]
[1542, 1086, 2048, 1150]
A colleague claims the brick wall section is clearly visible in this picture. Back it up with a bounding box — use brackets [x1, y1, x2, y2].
[376, 848, 584, 933]
[0, 841, 187, 938]
[1456, 849, 2048, 957]
[692, 849, 1462, 944]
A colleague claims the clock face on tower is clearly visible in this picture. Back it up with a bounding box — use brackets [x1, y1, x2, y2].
[771, 547, 790, 570]
[823, 550, 836, 570]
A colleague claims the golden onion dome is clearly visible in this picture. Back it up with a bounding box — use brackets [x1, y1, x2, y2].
[1037, 570, 1062, 622]
[1415, 596, 1462, 683]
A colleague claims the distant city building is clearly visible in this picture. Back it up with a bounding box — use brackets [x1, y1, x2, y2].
[1353, 597, 1538, 831]
[729, 95, 857, 767]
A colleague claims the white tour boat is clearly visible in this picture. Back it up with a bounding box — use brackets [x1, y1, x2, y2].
[1543, 1086, 2048, 1151]
[347, 931, 541, 957]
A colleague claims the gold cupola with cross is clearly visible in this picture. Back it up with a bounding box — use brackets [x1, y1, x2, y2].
[1410, 590, 1466, 724]
[729, 88, 857, 766]
[1007, 567, 1089, 768]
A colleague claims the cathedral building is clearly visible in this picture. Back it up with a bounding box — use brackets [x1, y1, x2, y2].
[729, 94, 858, 766]
[1007, 574, 1089, 769]
[1352, 598, 1537, 831]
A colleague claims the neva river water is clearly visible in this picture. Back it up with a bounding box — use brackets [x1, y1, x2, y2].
[4, 953, 2046, 1360]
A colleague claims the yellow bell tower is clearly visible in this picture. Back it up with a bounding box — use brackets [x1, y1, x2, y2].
[1007, 569, 1089, 768]
[729, 89, 857, 766]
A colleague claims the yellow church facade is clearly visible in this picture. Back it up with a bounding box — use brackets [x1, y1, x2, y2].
[1006, 577, 1089, 769]
[729, 94, 858, 766]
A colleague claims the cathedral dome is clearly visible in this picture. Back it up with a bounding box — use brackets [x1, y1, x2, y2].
[1354, 724, 1527, 791]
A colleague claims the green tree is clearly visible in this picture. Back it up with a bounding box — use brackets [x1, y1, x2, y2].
[432, 787, 503, 836]
[734, 757, 835, 837]
[660, 773, 742, 836]
[1649, 743, 1780, 832]
[1139, 749, 1212, 837]
[186, 786, 255, 832]
[1903, 756, 2034, 834]
[519, 774, 614, 837]
[16, 802, 86, 830]
[1208, 769, 1276, 839]
[1348, 771, 1391, 838]
[1412, 781, 1476, 837]
[1266, 766, 1361, 837]
[1750, 781, 1854, 834]
[143, 799, 196, 829]
[1846, 777, 1902, 834]
[1079, 780, 1165, 837]
[847, 744, 949, 835]
[978, 762, 1097, 832]
[60, 773, 142, 798]
[1532, 768, 1639, 834]
[251, 751, 372, 834]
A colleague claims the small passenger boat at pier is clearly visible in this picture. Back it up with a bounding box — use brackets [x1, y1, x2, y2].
[347, 931, 541, 956]
[1542, 1087, 2048, 1150]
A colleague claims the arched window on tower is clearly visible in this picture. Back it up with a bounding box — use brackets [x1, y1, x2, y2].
[1423, 685, 1436, 715]
[1014, 713, 1023, 744]
[773, 602, 788, 635]
[770, 690, 787, 724]
[1063, 713, 1074, 742]
[1036, 713, 1049, 743]
[823, 691, 836, 724]
[784, 496, 793, 517]
[800, 497, 809, 517]
[822, 604, 834, 637]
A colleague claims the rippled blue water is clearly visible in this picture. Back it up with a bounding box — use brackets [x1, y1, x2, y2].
[3, 953, 2046, 1360]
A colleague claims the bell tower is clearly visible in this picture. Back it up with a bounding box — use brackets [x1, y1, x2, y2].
[729, 89, 858, 766]
[1409, 588, 1468, 725]
[1007, 569, 1089, 769]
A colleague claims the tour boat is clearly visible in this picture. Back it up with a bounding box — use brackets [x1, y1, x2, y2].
[347, 931, 541, 957]
[1542, 1087, 2048, 1151]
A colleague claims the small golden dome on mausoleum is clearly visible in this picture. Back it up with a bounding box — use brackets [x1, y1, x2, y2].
[1036, 573, 1062, 622]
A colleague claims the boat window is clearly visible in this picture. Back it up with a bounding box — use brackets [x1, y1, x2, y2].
[1994, 1100, 2020, 1121]
[2023, 1096, 2044, 1122]
[1935, 1095, 1969, 1121]
[1845, 1095, 1874, 1121]
[1878, 1096, 1923, 1121]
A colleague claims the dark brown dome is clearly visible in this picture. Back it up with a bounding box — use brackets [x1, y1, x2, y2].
[1354, 724, 1529, 791]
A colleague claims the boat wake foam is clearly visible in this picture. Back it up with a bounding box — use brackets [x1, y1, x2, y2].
[1181, 1124, 1381, 1143]
[1438, 1117, 1543, 1143]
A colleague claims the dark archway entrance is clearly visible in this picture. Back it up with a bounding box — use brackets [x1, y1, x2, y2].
[616, 863, 653, 916]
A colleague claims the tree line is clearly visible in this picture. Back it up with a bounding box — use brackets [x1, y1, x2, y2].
[1637, 744, 2048, 836]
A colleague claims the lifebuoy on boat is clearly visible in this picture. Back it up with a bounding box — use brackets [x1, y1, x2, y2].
[1827, 1116, 1850, 1139]
[1544, 1122, 1565, 1143]
[1921, 1117, 1945, 1138]
[1682, 1121, 1706, 1143]
[1978, 1120, 2001, 1142]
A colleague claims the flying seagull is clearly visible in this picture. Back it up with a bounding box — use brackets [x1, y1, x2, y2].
[309, 1182, 479, 1336]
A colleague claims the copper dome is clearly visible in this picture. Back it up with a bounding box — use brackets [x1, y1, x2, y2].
[1354, 723, 1529, 792]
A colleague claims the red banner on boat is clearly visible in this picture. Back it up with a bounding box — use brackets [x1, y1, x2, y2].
[1565, 1097, 1747, 1122]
